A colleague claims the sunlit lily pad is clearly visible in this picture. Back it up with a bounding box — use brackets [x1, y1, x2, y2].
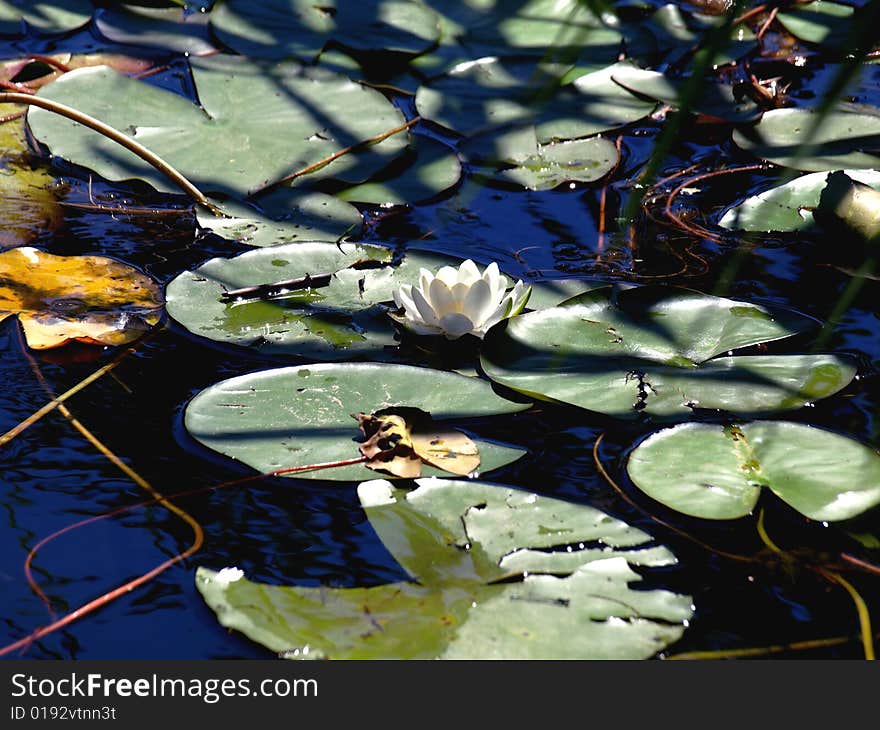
[0, 0, 93, 35]
[480, 285, 856, 419]
[196, 476, 693, 658]
[196, 190, 362, 246]
[627, 422, 880, 521]
[166, 242, 472, 359]
[28, 54, 408, 197]
[478, 135, 619, 191]
[210, 0, 440, 61]
[415, 59, 656, 142]
[336, 136, 462, 206]
[0, 247, 163, 349]
[719, 169, 880, 232]
[776, 1, 855, 47]
[610, 65, 760, 123]
[732, 108, 880, 172]
[95, 4, 219, 55]
[184, 365, 529, 481]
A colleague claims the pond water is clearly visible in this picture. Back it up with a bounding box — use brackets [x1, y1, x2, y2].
[1, 2, 878, 660]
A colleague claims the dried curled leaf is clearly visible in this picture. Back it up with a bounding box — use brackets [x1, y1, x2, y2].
[0, 247, 164, 349]
[354, 407, 481, 478]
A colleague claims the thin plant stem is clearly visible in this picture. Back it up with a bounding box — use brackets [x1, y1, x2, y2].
[0, 91, 220, 214]
[18, 333, 204, 616]
[1, 455, 368, 658]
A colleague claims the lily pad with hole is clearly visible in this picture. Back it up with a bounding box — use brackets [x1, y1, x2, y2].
[610, 65, 760, 123]
[196, 190, 363, 246]
[166, 242, 478, 359]
[184, 365, 529, 481]
[776, 1, 855, 47]
[732, 108, 880, 172]
[719, 169, 880, 232]
[627, 421, 880, 521]
[0, 0, 93, 35]
[209, 0, 440, 61]
[480, 285, 856, 419]
[28, 54, 409, 198]
[0, 246, 163, 349]
[415, 58, 656, 142]
[196, 476, 693, 658]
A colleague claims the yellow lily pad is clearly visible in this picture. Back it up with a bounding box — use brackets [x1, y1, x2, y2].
[0, 247, 164, 349]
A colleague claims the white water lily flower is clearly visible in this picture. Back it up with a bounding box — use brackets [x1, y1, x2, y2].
[391, 260, 531, 339]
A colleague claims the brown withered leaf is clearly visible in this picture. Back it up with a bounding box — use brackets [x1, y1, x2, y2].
[354, 407, 481, 478]
[0, 247, 164, 349]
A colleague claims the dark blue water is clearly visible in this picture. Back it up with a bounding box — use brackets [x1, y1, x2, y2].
[1, 14, 878, 660]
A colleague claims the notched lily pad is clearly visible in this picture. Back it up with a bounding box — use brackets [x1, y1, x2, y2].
[719, 169, 880, 233]
[776, 1, 856, 47]
[610, 65, 760, 123]
[0, 246, 163, 349]
[183, 364, 529, 481]
[95, 4, 219, 55]
[627, 421, 880, 521]
[210, 0, 440, 61]
[166, 242, 478, 359]
[196, 190, 362, 247]
[480, 285, 856, 419]
[0, 0, 93, 35]
[733, 108, 880, 172]
[196, 477, 693, 658]
[29, 54, 409, 197]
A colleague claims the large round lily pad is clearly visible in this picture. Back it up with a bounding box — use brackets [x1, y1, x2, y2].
[719, 169, 880, 232]
[627, 422, 880, 521]
[210, 0, 440, 60]
[166, 242, 473, 359]
[28, 54, 409, 197]
[184, 365, 529, 481]
[0, 0, 93, 35]
[196, 190, 363, 246]
[776, 1, 855, 47]
[480, 285, 856, 419]
[196, 476, 693, 658]
[415, 59, 656, 142]
[732, 108, 880, 172]
[610, 65, 760, 123]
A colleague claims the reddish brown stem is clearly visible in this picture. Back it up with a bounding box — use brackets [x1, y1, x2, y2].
[1, 456, 368, 658]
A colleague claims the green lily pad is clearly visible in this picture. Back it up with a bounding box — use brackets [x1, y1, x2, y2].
[627, 4, 756, 69]
[719, 169, 880, 232]
[0, 0, 93, 35]
[415, 59, 656, 142]
[732, 108, 880, 172]
[28, 54, 408, 197]
[627, 422, 880, 521]
[95, 4, 218, 55]
[184, 366, 529, 481]
[166, 242, 473, 358]
[336, 136, 462, 206]
[196, 190, 362, 246]
[196, 476, 693, 658]
[776, 1, 855, 47]
[610, 65, 760, 123]
[209, 0, 440, 61]
[490, 136, 619, 191]
[480, 285, 856, 419]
